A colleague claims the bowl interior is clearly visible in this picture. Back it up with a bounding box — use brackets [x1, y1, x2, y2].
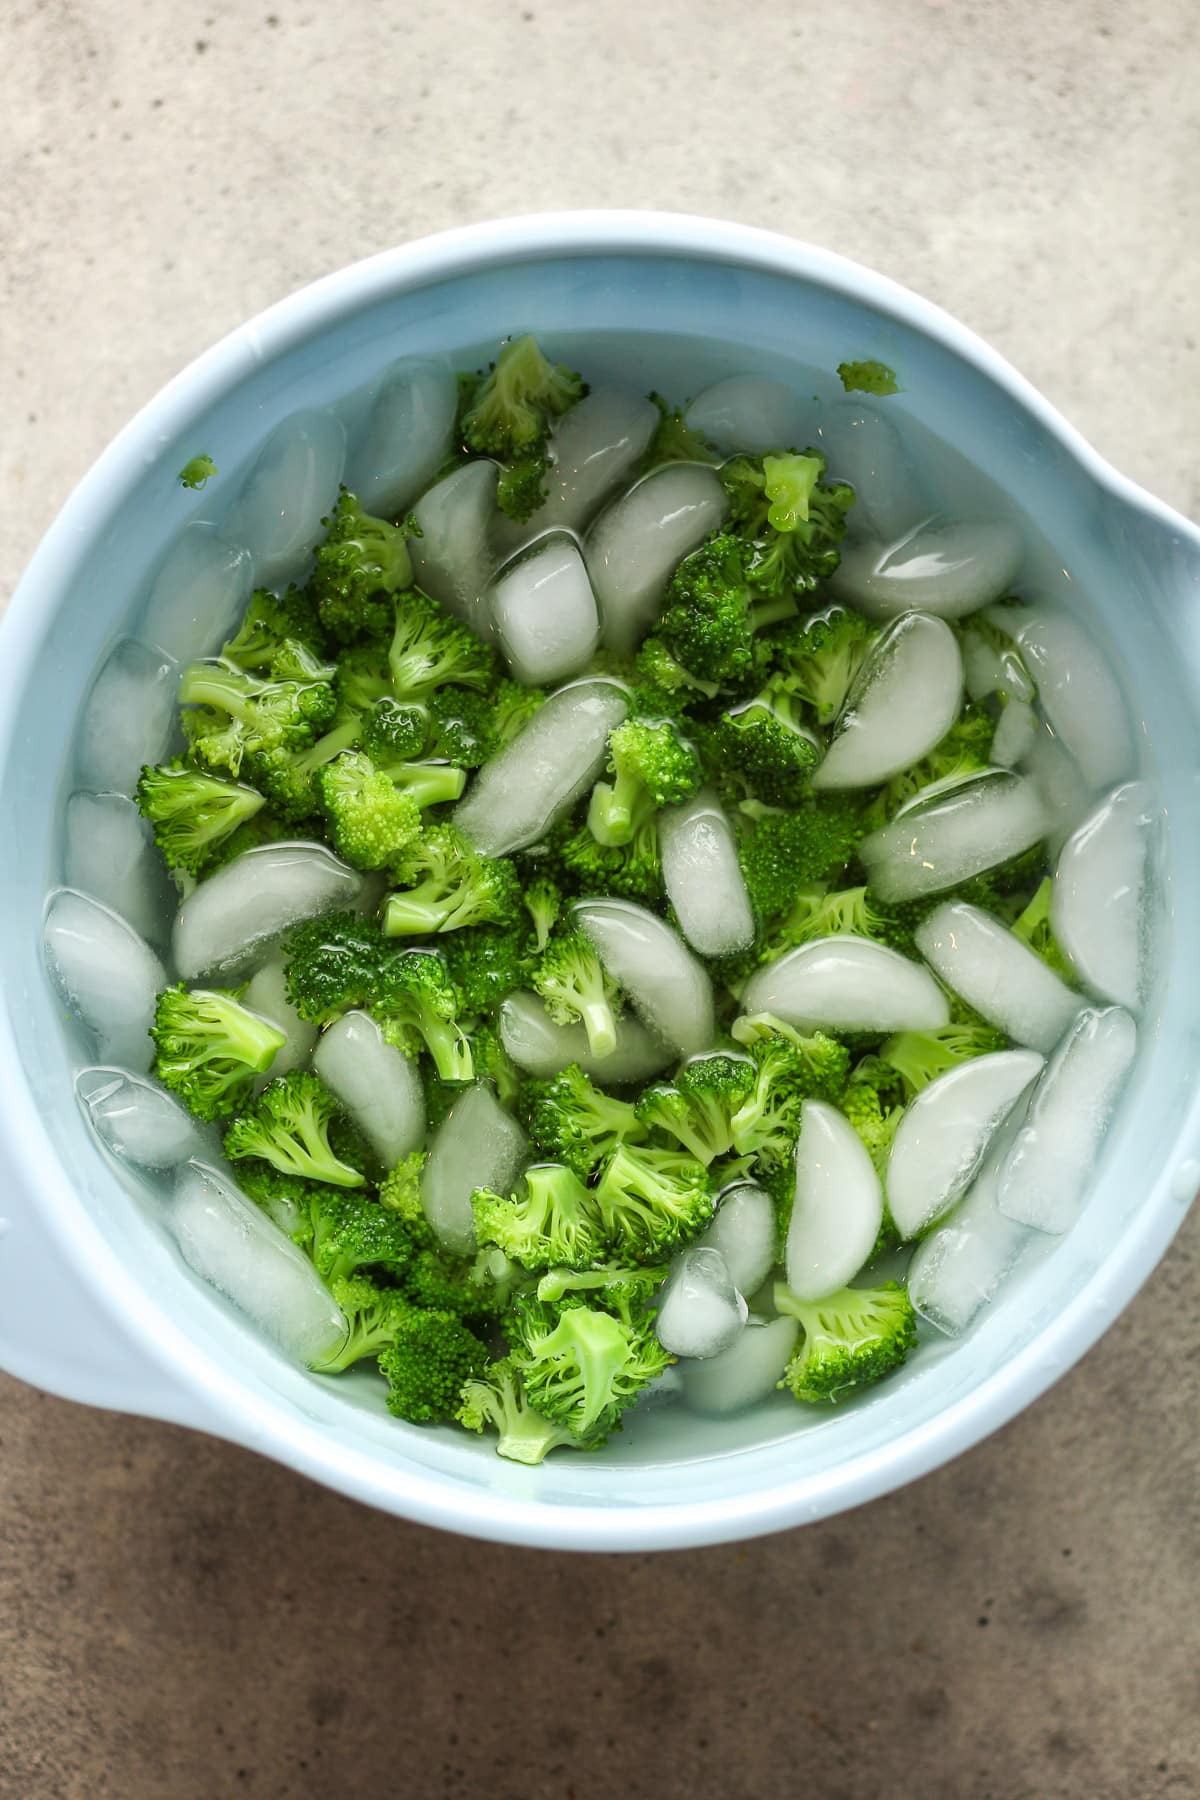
[6, 230, 1200, 1540]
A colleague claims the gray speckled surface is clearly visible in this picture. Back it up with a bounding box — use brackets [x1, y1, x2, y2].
[2, 0, 1200, 1795]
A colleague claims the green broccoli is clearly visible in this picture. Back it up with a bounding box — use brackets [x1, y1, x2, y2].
[313, 1274, 413, 1373]
[383, 824, 522, 936]
[178, 453, 217, 489]
[836, 360, 899, 396]
[557, 813, 664, 904]
[455, 1357, 580, 1464]
[880, 1022, 1009, 1096]
[775, 1280, 917, 1402]
[178, 660, 337, 777]
[523, 874, 562, 952]
[634, 1053, 757, 1165]
[403, 1240, 527, 1321]
[243, 710, 364, 823]
[312, 489, 420, 641]
[769, 606, 878, 727]
[221, 586, 327, 675]
[316, 749, 423, 869]
[495, 451, 551, 523]
[135, 761, 267, 876]
[534, 1262, 667, 1324]
[378, 1149, 433, 1240]
[530, 927, 624, 1059]
[641, 392, 717, 470]
[385, 761, 467, 809]
[586, 717, 703, 847]
[282, 911, 394, 1026]
[427, 681, 545, 768]
[471, 1020, 524, 1113]
[359, 696, 428, 763]
[378, 1309, 490, 1423]
[772, 882, 920, 956]
[632, 635, 723, 710]
[525, 1063, 647, 1180]
[507, 1297, 670, 1441]
[440, 924, 529, 1015]
[838, 1054, 907, 1175]
[459, 334, 585, 459]
[223, 1071, 366, 1188]
[707, 679, 822, 805]
[737, 796, 865, 922]
[1011, 876, 1075, 982]
[471, 1163, 606, 1270]
[305, 1190, 415, 1285]
[721, 449, 855, 600]
[151, 984, 286, 1121]
[593, 1145, 714, 1263]
[375, 948, 475, 1083]
[659, 535, 797, 686]
[387, 587, 497, 702]
[862, 709, 996, 832]
[333, 643, 395, 716]
[727, 1024, 852, 1166]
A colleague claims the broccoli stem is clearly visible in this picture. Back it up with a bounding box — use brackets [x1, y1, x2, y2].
[387, 762, 468, 808]
[382, 894, 450, 936]
[423, 1018, 475, 1084]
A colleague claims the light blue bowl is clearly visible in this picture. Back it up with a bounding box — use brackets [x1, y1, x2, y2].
[2, 213, 1198, 1550]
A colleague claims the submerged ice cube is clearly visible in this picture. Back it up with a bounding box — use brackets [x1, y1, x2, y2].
[222, 409, 346, 588]
[76, 1067, 215, 1168]
[44, 889, 165, 1072]
[140, 522, 255, 664]
[77, 638, 177, 795]
[654, 1248, 748, 1360]
[421, 1083, 529, 1257]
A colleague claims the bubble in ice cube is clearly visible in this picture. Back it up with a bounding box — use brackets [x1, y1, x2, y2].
[420, 1083, 528, 1256]
[811, 612, 964, 791]
[499, 991, 673, 1083]
[785, 1100, 883, 1300]
[859, 770, 1049, 903]
[77, 638, 177, 795]
[489, 535, 600, 686]
[685, 376, 807, 455]
[411, 460, 499, 639]
[343, 358, 457, 516]
[680, 1314, 799, 1415]
[76, 1066, 216, 1168]
[574, 898, 715, 1058]
[494, 389, 660, 555]
[241, 957, 318, 1077]
[654, 1248, 748, 1359]
[64, 790, 174, 946]
[742, 937, 949, 1035]
[658, 788, 755, 958]
[695, 1183, 778, 1297]
[172, 841, 363, 981]
[831, 517, 1022, 622]
[44, 888, 166, 1072]
[1051, 782, 1152, 1011]
[455, 679, 628, 857]
[818, 399, 927, 539]
[914, 902, 1080, 1054]
[139, 522, 254, 664]
[166, 1161, 348, 1367]
[312, 1010, 426, 1170]
[222, 410, 346, 588]
[586, 463, 728, 654]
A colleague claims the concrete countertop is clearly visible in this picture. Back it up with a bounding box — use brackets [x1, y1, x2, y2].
[2, 1, 1198, 1794]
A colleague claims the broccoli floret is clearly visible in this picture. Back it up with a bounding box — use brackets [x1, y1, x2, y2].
[775, 1280, 917, 1403]
[282, 911, 393, 1026]
[375, 948, 475, 1083]
[378, 1309, 490, 1424]
[641, 392, 717, 470]
[315, 749, 422, 870]
[179, 660, 337, 777]
[383, 824, 522, 935]
[244, 711, 363, 823]
[707, 679, 822, 805]
[471, 1021, 524, 1112]
[534, 1262, 667, 1325]
[178, 453, 217, 489]
[459, 334, 585, 459]
[557, 813, 663, 904]
[523, 875, 562, 952]
[221, 586, 327, 675]
[529, 928, 624, 1059]
[737, 796, 865, 922]
[593, 1145, 714, 1263]
[722, 449, 856, 600]
[440, 924, 529, 1015]
[836, 360, 899, 396]
[150, 984, 286, 1121]
[378, 1148, 432, 1237]
[313, 1274, 412, 1373]
[305, 1190, 415, 1286]
[659, 535, 797, 685]
[334, 644, 394, 716]
[838, 1054, 907, 1174]
[455, 1357, 580, 1464]
[634, 1053, 757, 1165]
[472, 1162, 605, 1271]
[525, 1063, 647, 1180]
[359, 696, 428, 763]
[223, 1071, 366, 1188]
[632, 636, 723, 710]
[880, 1022, 1009, 1095]
[312, 489, 419, 642]
[388, 588, 497, 702]
[507, 1297, 670, 1441]
[402, 1240, 527, 1320]
[1011, 876, 1075, 981]
[135, 761, 267, 876]
[427, 680, 545, 767]
[727, 1025, 852, 1166]
[234, 1160, 339, 1243]
[773, 882, 920, 956]
[495, 451, 550, 523]
[586, 717, 703, 847]
[770, 606, 878, 727]
[862, 709, 995, 831]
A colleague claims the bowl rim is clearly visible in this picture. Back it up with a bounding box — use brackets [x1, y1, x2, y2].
[4, 209, 1199, 1551]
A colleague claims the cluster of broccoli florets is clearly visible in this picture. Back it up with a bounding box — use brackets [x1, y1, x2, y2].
[138, 337, 1069, 1461]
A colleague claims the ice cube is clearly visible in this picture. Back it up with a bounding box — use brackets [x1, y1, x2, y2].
[411, 460, 499, 639]
[859, 770, 1049, 903]
[166, 1161, 348, 1366]
[1051, 782, 1152, 1011]
[311, 1010, 425, 1169]
[586, 464, 728, 654]
[831, 518, 1022, 621]
[1021, 725, 1094, 852]
[996, 1005, 1137, 1234]
[343, 357, 457, 516]
[818, 400, 927, 539]
[241, 957, 318, 1076]
[885, 1049, 1044, 1239]
[654, 1248, 748, 1359]
[77, 638, 177, 795]
[986, 604, 1133, 790]
[989, 699, 1038, 768]
[695, 1183, 778, 1297]
[685, 376, 806, 455]
[785, 1100, 883, 1300]
[742, 937, 949, 1035]
[495, 389, 660, 553]
[914, 902, 1080, 1054]
[172, 841, 363, 981]
[679, 1314, 800, 1415]
[454, 679, 628, 857]
[221, 409, 346, 588]
[907, 1128, 1032, 1335]
[658, 787, 755, 957]
[139, 522, 255, 664]
[489, 535, 600, 686]
[574, 898, 715, 1058]
[811, 612, 963, 791]
[44, 889, 165, 1072]
[64, 790, 173, 946]
[420, 1083, 528, 1256]
[499, 991, 673, 1083]
[961, 623, 1035, 705]
[76, 1066, 216, 1168]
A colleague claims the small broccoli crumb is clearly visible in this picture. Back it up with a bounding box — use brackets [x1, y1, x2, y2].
[836, 360, 900, 396]
[178, 453, 217, 489]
